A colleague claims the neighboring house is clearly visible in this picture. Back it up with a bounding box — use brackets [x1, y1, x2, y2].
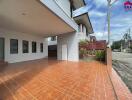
[90, 36, 96, 42]
[88, 40, 107, 50]
[0, 0, 93, 63]
[121, 40, 132, 52]
[121, 30, 132, 52]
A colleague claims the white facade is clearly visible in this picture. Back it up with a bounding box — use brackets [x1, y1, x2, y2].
[0, 0, 92, 63]
[48, 37, 57, 46]
[77, 24, 90, 41]
[0, 29, 48, 63]
[57, 32, 79, 61]
[54, 0, 71, 17]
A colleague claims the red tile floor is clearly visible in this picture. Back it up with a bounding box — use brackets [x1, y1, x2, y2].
[0, 59, 131, 100]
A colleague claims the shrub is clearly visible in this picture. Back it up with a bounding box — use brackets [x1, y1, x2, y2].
[95, 50, 105, 61]
[130, 45, 132, 50]
[79, 48, 87, 58]
[79, 39, 88, 46]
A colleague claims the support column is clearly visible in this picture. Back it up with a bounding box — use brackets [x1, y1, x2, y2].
[57, 32, 79, 61]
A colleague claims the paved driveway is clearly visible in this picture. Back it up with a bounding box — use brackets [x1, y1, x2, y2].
[0, 59, 131, 100]
[112, 52, 132, 92]
[112, 52, 132, 67]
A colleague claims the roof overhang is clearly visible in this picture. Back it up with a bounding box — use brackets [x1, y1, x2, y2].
[0, 0, 75, 37]
[73, 13, 94, 34]
[70, 0, 86, 9]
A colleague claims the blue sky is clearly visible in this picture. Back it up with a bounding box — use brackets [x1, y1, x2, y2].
[73, 0, 132, 43]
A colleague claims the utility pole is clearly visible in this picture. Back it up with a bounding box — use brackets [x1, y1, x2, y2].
[107, 0, 111, 47]
[107, 0, 118, 47]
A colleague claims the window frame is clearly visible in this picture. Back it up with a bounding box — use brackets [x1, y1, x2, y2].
[40, 43, 43, 53]
[10, 39, 18, 54]
[22, 40, 29, 53]
[32, 41, 37, 53]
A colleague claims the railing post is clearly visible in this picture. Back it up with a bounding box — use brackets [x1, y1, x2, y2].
[106, 47, 112, 72]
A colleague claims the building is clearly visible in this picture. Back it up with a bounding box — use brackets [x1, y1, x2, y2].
[90, 35, 96, 42]
[73, 13, 93, 40]
[0, 0, 93, 63]
[121, 40, 132, 52]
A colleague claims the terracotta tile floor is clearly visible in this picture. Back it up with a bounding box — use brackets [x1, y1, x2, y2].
[0, 59, 131, 100]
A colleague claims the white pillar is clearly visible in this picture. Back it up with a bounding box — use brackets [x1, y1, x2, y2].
[80, 24, 83, 32]
[57, 32, 79, 61]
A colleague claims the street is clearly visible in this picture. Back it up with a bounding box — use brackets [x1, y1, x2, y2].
[112, 52, 132, 92]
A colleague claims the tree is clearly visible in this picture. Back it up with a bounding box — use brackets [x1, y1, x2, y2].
[111, 41, 121, 50]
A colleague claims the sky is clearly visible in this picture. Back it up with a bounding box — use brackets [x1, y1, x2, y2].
[73, 0, 132, 43]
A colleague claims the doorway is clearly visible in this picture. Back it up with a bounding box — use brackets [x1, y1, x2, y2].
[48, 45, 57, 59]
[0, 38, 5, 60]
[62, 44, 68, 60]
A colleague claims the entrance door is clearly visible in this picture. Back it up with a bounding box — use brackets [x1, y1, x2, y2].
[0, 38, 4, 60]
[62, 44, 68, 60]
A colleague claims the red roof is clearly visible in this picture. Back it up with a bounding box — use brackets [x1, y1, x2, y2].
[80, 40, 107, 50]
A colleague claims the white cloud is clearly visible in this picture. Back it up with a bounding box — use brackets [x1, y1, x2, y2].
[93, 0, 121, 9]
[92, 32, 108, 40]
[89, 10, 107, 17]
[110, 23, 126, 28]
[93, 0, 108, 8]
[111, 16, 132, 28]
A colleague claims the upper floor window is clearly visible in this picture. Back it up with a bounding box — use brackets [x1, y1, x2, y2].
[23, 40, 29, 53]
[32, 42, 37, 53]
[51, 36, 57, 41]
[10, 39, 18, 54]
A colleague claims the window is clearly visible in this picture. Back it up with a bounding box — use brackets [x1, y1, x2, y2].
[32, 42, 37, 53]
[23, 40, 29, 53]
[10, 39, 18, 54]
[40, 43, 43, 52]
[51, 36, 56, 41]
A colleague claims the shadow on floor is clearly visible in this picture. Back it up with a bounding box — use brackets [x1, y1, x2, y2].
[0, 59, 62, 99]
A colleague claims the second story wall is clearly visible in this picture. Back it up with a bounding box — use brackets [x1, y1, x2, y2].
[78, 24, 87, 34]
[55, 0, 71, 17]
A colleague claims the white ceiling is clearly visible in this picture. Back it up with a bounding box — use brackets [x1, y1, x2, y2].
[0, 0, 74, 37]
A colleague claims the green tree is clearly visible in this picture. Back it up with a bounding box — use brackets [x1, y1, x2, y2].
[111, 41, 121, 50]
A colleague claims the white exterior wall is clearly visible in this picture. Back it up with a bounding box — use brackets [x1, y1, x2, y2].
[86, 34, 90, 41]
[78, 32, 87, 40]
[57, 32, 79, 61]
[82, 25, 87, 34]
[48, 40, 57, 46]
[54, 0, 71, 17]
[0, 29, 48, 63]
[78, 24, 88, 40]
[79, 24, 83, 32]
[48, 37, 57, 46]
